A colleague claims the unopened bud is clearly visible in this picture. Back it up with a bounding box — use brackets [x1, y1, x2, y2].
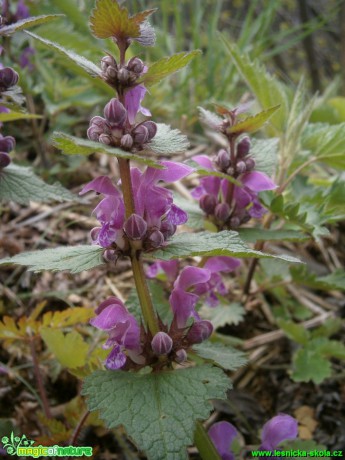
[132, 125, 149, 145]
[216, 149, 230, 170]
[245, 157, 255, 171]
[237, 136, 251, 158]
[0, 67, 19, 89]
[175, 349, 187, 363]
[101, 55, 117, 71]
[226, 166, 235, 176]
[104, 99, 127, 127]
[187, 320, 213, 344]
[124, 214, 147, 240]
[87, 126, 101, 141]
[127, 57, 145, 74]
[0, 152, 11, 168]
[214, 202, 231, 222]
[120, 134, 134, 150]
[160, 221, 176, 239]
[151, 332, 173, 355]
[103, 249, 117, 262]
[117, 67, 130, 85]
[147, 229, 164, 248]
[229, 216, 241, 228]
[141, 121, 157, 140]
[105, 66, 117, 80]
[90, 116, 107, 129]
[236, 160, 246, 174]
[99, 133, 112, 145]
[199, 194, 217, 215]
[0, 135, 15, 152]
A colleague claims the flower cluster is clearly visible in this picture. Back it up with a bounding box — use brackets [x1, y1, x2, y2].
[80, 161, 192, 257]
[0, 66, 19, 93]
[0, 132, 15, 168]
[0, 65, 18, 168]
[208, 414, 298, 459]
[193, 107, 277, 229]
[146, 256, 240, 307]
[90, 264, 222, 370]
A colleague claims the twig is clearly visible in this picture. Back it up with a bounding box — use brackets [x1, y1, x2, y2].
[69, 410, 90, 447]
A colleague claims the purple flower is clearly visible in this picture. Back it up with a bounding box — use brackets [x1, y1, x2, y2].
[208, 421, 238, 460]
[124, 84, 151, 124]
[90, 296, 142, 370]
[18, 46, 35, 71]
[260, 414, 298, 451]
[146, 260, 179, 282]
[16, 0, 30, 20]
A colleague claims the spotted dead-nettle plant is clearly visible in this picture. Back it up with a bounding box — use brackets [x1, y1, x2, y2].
[0, 1, 303, 458]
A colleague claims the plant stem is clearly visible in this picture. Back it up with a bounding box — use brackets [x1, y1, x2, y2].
[194, 421, 221, 460]
[117, 158, 135, 218]
[69, 410, 90, 446]
[29, 338, 51, 419]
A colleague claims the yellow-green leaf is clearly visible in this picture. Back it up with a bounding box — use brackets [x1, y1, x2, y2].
[42, 307, 94, 328]
[90, 0, 154, 40]
[41, 328, 89, 368]
[227, 105, 280, 135]
[0, 111, 42, 122]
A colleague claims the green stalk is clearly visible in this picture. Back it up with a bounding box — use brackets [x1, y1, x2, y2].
[194, 421, 222, 460]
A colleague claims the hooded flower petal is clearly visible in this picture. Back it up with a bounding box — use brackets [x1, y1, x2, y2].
[174, 266, 211, 291]
[204, 256, 241, 273]
[79, 176, 119, 196]
[260, 414, 298, 450]
[208, 421, 238, 460]
[125, 84, 151, 124]
[241, 171, 277, 192]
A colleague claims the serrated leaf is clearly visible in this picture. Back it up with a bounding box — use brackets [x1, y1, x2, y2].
[90, 0, 154, 40]
[302, 122, 345, 158]
[193, 342, 246, 371]
[291, 266, 345, 292]
[250, 138, 279, 177]
[198, 107, 223, 130]
[278, 320, 309, 345]
[25, 31, 102, 78]
[152, 231, 302, 264]
[221, 39, 289, 133]
[0, 15, 64, 36]
[0, 245, 104, 273]
[309, 337, 345, 360]
[238, 228, 308, 243]
[52, 132, 163, 168]
[0, 316, 22, 340]
[227, 105, 280, 135]
[0, 111, 42, 122]
[144, 124, 190, 155]
[41, 328, 89, 368]
[0, 164, 76, 205]
[42, 307, 94, 328]
[139, 51, 201, 87]
[292, 347, 331, 384]
[200, 302, 245, 329]
[83, 365, 230, 460]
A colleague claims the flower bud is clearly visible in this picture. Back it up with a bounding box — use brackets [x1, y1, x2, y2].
[0, 67, 19, 89]
[147, 229, 164, 248]
[106, 66, 118, 80]
[117, 67, 130, 85]
[127, 57, 145, 74]
[132, 125, 149, 145]
[90, 227, 101, 241]
[0, 135, 15, 152]
[236, 160, 246, 174]
[237, 136, 251, 158]
[187, 320, 213, 344]
[101, 55, 117, 72]
[90, 116, 107, 129]
[99, 133, 112, 145]
[151, 332, 173, 355]
[199, 194, 217, 215]
[120, 133, 134, 150]
[104, 99, 127, 127]
[124, 214, 147, 240]
[245, 157, 255, 171]
[215, 149, 230, 170]
[214, 202, 231, 222]
[0, 152, 11, 168]
[229, 216, 241, 228]
[226, 166, 235, 176]
[160, 221, 176, 239]
[141, 121, 157, 140]
[103, 249, 117, 262]
[175, 349, 187, 363]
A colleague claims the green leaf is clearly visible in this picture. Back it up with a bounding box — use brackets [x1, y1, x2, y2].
[278, 320, 309, 345]
[190, 163, 241, 186]
[221, 39, 289, 133]
[0, 15, 64, 36]
[173, 195, 205, 230]
[291, 266, 345, 291]
[90, 0, 154, 40]
[302, 122, 345, 158]
[250, 138, 279, 177]
[200, 302, 245, 329]
[139, 51, 202, 87]
[0, 164, 75, 205]
[144, 124, 190, 155]
[310, 337, 345, 360]
[198, 107, 223, 130]
[0, 245, 104, 274]
[25, 31, 102, 78]
[0, 111, 42, 122]
[238, 228, 308, 243]
[193, 342, 246, 371]
[280, 439, 327, 458]
[292, 347, 331, 384]
[227, 105, 280, 135]
[0, 86, 25, 108]
[41, 328, 89, 368]
[52, 132, 163, 168]
[152, 231, 302, 264]
[83, 365, 230, 460]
